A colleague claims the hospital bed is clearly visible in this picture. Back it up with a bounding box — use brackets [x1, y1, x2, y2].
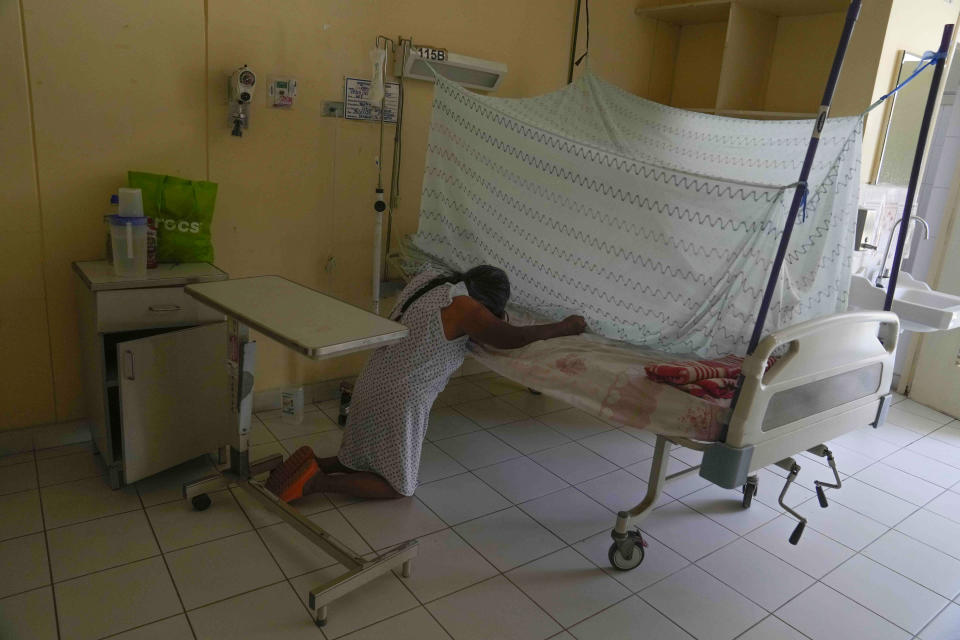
[455, 308, 898, 569]
[177, 276, 416, 628]
[388, 0, 952, 571]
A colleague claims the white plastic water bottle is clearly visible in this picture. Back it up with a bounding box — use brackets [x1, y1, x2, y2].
[280, 387, 304, 425]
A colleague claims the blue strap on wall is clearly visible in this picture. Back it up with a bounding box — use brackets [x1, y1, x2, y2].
[863, 50, 947, 115]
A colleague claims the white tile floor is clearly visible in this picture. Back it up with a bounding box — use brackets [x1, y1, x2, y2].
[3, 379, 960, 639]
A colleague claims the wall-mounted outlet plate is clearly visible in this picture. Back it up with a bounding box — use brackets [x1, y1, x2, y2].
[322, 101, 344, 118]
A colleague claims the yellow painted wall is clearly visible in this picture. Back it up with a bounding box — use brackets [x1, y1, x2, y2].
[0, 0, 55, 430]
[17, 0, 208, 430]
[1, 0, 651, 431]
[671, 22, 728, 109]
[764, 12, 848, 114]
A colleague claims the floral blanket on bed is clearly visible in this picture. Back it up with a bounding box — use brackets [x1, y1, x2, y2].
[468, 334, 732, 442]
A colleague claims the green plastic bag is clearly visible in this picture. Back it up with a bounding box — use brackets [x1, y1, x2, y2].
[128, 171, 218, 263]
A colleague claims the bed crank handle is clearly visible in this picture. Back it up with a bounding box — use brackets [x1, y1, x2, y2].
[775, 458, 808, 545]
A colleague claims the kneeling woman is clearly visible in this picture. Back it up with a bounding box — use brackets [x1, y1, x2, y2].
[266, 266, 585, 501]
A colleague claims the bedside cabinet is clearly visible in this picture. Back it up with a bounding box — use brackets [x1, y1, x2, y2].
[74, 261, 235, 488]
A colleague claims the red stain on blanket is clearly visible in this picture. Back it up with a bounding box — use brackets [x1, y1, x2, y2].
[555, 355, 587, 376]
[679, 406, 727, 441]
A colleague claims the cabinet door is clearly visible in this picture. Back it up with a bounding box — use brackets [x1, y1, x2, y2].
[118, 322, 233, 483]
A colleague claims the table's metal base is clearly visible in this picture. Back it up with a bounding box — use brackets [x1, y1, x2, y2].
[183, 452, 418, 627]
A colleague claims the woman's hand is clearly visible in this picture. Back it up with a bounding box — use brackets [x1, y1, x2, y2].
[445, 297, 588, 349]
[557, 315, 587, 337]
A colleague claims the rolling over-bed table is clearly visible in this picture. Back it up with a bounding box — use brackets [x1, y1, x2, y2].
[179, 276, 411, 628]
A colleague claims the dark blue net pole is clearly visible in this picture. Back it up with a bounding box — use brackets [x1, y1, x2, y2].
[883, 24, 954, 312]
[743, 0, 863, 356]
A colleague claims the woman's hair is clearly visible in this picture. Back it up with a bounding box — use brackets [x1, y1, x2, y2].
[399, 265, 511, 319]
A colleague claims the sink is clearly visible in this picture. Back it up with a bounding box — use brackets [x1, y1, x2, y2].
[848, 271, 960, 332]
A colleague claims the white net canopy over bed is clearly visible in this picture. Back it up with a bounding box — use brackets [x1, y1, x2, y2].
[404, 72, 863, 358]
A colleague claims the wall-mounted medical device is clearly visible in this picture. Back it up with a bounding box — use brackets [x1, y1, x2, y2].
[268, 76, 297, 108]
[395, 43, 507, 91]
[229, 65, 256, 136]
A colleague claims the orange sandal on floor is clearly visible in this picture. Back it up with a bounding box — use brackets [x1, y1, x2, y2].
[265, 446, 318, 502]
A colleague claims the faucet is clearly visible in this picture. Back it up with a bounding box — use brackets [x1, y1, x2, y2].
[876, 216, 930, 287]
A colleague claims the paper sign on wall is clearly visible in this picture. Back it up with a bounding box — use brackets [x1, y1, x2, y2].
[344, 77, 399, 123]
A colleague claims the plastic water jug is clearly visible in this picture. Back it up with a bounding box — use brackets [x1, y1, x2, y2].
[118, 187, 145, 217]
[281, 387, 305, 425]
[108, 215, 148, 278]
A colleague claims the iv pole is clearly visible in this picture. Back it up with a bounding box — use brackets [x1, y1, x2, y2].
[372, 35, 394, 314]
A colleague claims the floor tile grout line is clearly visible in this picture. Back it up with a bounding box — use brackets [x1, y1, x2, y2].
[731, 615, 787, 640]
[877, 438, 960, 478]
[757, 579, 824, 635]
[851, 464, 951, 506]
[33, 447, 62, 640]
[229, 483, 332, 635]
[95, 612, 189, 640]
[888, 436, 960, 469]
[854, 539, 960, 601]
[689, 535, 817, 613]
[838, 466, 949, 506]
[564, 590, 695, 638]
[136, 487, 199, 640]
[29, 442, 97, 463]
[40, 495, 188, 537]
[47, 511, 283, 588]
[46, 550, 166, 589]
[178, 578, 290, 615]
[0, 523, 51, 546]
[914, 600, 955, 639]
[633, 586, 715, 640]
[325, 602, 426, 640]
[767, 614, 812, 640]
[811, 578, 935, 637]
[889, 408, 956, 430]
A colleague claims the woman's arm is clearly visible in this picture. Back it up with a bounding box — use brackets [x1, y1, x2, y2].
[442, 296, 586, 349]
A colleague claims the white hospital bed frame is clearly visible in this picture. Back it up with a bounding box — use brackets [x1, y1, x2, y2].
[608, 310, 899, 569]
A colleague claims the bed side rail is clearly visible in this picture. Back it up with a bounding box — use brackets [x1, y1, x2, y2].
[730, 311, 898, 446]
[701, 312, 898, 488]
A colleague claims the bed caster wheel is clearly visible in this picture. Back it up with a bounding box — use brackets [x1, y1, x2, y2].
[742, 476, 758, 509]
[191, 494, 211, 511]
[608, 533, 645, 571]
[527, 388, 542, 396]
[315, 618, 326, 628]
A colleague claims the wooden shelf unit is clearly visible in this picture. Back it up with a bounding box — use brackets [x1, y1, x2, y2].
[636, 0, 850, 117]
